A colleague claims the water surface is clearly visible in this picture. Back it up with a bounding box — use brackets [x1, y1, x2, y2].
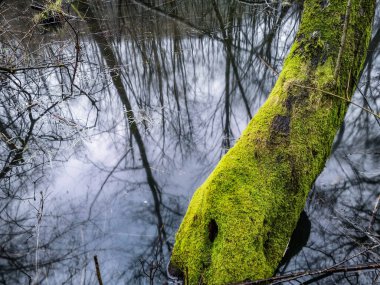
[0, 1, 379, 284]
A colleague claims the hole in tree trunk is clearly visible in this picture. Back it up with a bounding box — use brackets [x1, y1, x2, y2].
[208, 219, 218, 242]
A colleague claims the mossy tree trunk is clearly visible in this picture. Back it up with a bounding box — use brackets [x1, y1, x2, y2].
[169, 0, 376, 284]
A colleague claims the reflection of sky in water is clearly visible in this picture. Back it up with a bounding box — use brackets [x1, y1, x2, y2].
[1, 1, 380, 284]
[42, 3, 300, 283]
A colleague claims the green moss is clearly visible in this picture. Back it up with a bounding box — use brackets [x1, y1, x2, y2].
[170, 1, 375, 284]
[33, 0, 63, 24]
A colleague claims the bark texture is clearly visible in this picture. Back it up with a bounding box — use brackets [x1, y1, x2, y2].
[169, 0, 376, 284]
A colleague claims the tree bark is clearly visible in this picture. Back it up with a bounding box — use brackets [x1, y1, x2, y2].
[169, 0, 376, 284]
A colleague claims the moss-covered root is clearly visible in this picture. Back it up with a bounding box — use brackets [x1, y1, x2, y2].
[169, 0, 376, 284]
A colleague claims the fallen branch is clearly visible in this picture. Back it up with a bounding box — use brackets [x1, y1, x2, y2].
[94, 255, 104, 285]
[231, 262, 380, 285]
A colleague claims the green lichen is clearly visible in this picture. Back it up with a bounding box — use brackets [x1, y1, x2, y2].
[170, 1, 375, 284]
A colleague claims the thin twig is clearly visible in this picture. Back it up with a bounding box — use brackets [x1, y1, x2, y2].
[94, 255, 104, 285]
[231, 262, 380, 285]
[292, 83, 380, 120]
[353, 77, 380, 128]
[0, 63, 73, 74]
[336, 213, 380, 245]
[334, 0, 352, 80]
[369, 194, 380, 231]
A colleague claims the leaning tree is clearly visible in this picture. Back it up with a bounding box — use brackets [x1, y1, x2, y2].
[169, 0, 376, 284]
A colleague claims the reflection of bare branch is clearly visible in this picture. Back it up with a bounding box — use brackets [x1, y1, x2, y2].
[369, 195, 380, 231]
[0, 3, 100, 283]
[74, 1, 170, 258]
[88, 151, 130, 219]
[211, 0, 253, 119]
[131, 0, 279, 75]
[353, 78, 380, 128]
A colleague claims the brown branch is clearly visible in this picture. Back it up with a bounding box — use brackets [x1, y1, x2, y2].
[0, 63, 75, 74]
[94, 255, 104, 285]
[231, 262, 380, 285]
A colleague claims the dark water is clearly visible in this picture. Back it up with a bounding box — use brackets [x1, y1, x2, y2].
[0, 1, 379, 284]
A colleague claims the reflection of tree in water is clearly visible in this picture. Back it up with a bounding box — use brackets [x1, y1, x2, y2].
[0, 3, 102, 283]
[75, 3, 174, 283]
[63, 2, 302, 278]
[0, 0, 324, 283]
[71, 0, 301, 283]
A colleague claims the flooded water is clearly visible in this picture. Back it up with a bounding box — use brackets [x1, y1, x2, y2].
[0, 1, 380, 284]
